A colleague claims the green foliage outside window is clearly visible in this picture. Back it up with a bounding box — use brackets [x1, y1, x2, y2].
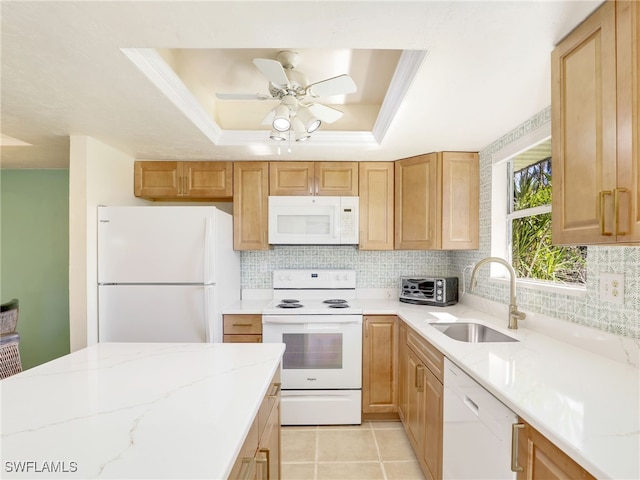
[511, 157, 586, 285]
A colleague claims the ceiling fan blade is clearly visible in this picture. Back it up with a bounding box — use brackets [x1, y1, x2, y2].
[307, 103, 344, 124]
[253, 58, 290, 88]
[306, 74, 357, 98]
[261, 108, 275, 126]
[216, 93, 271, 100]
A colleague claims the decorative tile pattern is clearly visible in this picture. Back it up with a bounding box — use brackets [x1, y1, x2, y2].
[242, 247, 451, 289]
[449, 106, 640, 340]
[240, 106, 640, 339]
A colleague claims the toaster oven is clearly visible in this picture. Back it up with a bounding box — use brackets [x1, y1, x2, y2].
[399, 277, 458, 306]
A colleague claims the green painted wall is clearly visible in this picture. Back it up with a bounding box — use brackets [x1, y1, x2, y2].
[1, 169, 70, 369]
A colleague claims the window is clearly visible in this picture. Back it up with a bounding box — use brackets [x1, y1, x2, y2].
[507, 139, 586, 285]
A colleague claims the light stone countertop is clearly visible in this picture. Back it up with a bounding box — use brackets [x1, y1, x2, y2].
[0, 342, 285, 479]
[224, 294, 640, 479]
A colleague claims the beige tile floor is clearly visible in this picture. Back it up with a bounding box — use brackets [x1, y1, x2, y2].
[281, 421, 426, 480]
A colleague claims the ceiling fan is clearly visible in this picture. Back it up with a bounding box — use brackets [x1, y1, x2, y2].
[216, 50, 357, 141]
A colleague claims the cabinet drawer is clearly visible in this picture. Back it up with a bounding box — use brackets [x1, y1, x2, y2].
[407, 328, 444, 383]
[258, 369, 281, 437]
[224, 334, 262, 343]
[223, 315, 262, 335]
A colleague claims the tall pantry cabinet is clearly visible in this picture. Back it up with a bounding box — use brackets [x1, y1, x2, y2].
[552, 0, 639, 244]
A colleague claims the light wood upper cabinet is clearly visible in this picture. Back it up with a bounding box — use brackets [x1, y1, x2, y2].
[552, 0, 639, 244]
[270, 161, 358, 196]
[233, 162, 269, 251]
[134, 161, 232, 200]
[362, 315, 398, 416]
[359, 162, 395, 250]
[516, 419, 596, 480]
[395, 152, 479, 250]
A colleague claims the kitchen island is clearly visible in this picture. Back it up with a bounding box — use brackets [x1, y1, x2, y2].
[0, 342, 285, 479]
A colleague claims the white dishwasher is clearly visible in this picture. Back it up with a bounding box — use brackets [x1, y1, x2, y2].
[443, 358, 518, 479]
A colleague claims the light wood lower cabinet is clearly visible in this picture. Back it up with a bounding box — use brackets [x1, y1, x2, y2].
[134, 161, 232, 200]
[229, 369, 281, 480]
[362, 315, 398, 418]
[516, 419, 596, 480]
[400, 324, 443, 480]
[223, 314, 262, 343]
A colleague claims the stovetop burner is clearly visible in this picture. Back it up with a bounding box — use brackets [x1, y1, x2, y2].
[328, 303, 350, 308]
[281, 299, 300, 304]
[323, 299, 347, 304]
[277, 303, 304, 309]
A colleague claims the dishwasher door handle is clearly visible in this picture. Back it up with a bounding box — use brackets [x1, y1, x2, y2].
[511, 423, 525, 472]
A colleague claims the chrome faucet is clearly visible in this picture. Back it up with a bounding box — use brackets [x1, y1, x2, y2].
[469, 257, 526, 330]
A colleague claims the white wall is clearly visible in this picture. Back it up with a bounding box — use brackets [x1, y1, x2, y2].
[69, 136, 146, 351]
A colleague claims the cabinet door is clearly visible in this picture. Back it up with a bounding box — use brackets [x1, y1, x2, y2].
[229, 417, 259, 479]
[552, 1, 618, 245]
[134, 161, 180, 198]
[516, 421, 595, 480]
[421, 366, 443, 480]
[182, 161, 232, 198]
[397, 321, 408, 423]
[234, 162, 269, 250]
[405, 348, 425, 453]
[315, 162, 359, 196]
[362, 315, 398, 414]
[441, 152, 479, 250]
[269, 161, 314, 195]
[616, 0, 640, 242]
[395, 153, 441, 249]
[359, 162, 394, 250]
[257, 371, 281, 480]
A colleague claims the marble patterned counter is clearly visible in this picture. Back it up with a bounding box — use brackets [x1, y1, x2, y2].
[0, 342, 285, 479]
[224, 294, 639, 479]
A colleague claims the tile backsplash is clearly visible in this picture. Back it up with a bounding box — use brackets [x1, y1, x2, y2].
[242, 247, 452, 289]
[241, 106, 640, 340]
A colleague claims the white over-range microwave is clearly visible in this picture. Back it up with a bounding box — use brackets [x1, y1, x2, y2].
[268, 196, 359, 245]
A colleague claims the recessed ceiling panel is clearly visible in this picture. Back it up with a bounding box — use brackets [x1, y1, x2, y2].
[157, 48, 401, 132]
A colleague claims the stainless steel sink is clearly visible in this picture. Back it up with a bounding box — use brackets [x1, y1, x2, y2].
[429, 322, 519, 343]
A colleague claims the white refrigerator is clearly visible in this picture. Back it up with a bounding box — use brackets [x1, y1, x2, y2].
[97, 206, 240, 343]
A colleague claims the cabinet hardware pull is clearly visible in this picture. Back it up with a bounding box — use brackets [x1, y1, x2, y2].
[233, 323, 253, 327]
[258, 449, 270, 480]
[599, 190, 613, 236]
[614, 187, 628, 235]
[416, 365, 425, 392]
[267, 382, 281, 399]
[511, 423, 525, 472]
[239, 457, 255, 480]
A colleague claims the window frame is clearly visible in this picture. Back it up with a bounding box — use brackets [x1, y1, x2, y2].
[490, 124, 586, 297]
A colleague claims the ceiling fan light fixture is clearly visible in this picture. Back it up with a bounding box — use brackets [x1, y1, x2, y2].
[292, 117, 310, 142]
[272, 104, 291, 132]
[270, 130, 287, 141]
[297, 106, 321, 133]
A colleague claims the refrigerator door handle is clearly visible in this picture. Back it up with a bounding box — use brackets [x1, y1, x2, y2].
[204, 286, 212, 343]
[204, 216, 213, 284]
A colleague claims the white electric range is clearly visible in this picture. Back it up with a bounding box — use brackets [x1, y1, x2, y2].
[262, 269, 363, 425]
